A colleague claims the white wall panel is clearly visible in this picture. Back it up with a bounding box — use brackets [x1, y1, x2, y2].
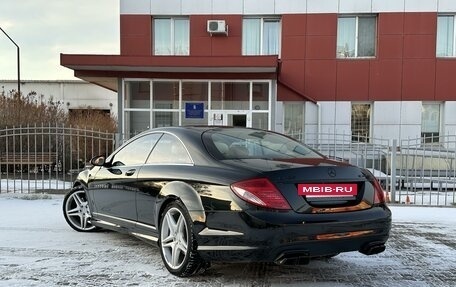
[275, 101, 284, 133]
[404, 0, 437, 12]
[212, 0, 244, 14]
[444, 102, 456, 125]
[372, 0, 405, 13]
[182, 0, 212, 15]
[335, 124, 351, 135]
[400, 101, 422, 125]
[373, 125, 401, 141]
[339, 0, 372, 14]
[150, 0, 181, 15]
[335, 101, 351, 125]
[398, 125, 421, 140]
[304, 124, 318, 135]
[319, 101, 351, 125]
[319, 124, 351, 138]
[438, 0, 456, 12]
[319, 102, 336, 124]
[307, 0, 338, 13]
[244, 0, 275, 15]
[120, 0, 150, 14]
[275, 0, 307, 14]
[120, 0, 451, 15]
[373, 102, 401, 125]
[305, 102, 318, 125]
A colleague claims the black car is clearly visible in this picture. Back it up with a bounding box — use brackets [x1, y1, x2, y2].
[63, 126, 391, 277]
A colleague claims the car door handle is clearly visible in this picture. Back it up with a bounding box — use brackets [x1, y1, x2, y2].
[125, 169, 136, 176]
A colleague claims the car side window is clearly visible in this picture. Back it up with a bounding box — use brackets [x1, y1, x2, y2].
[146, 134, 192, 164]
[111, 133, 161, 166]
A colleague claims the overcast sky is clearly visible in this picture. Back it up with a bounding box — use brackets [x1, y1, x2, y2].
[0, 0, 119, 80]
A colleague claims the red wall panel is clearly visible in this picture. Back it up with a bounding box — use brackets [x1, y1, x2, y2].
[277, 84, 306, 101]
[190, 15, 242, 56]
[120, 15, 152, 56]
[306, 36, 336, 59]
[435, 60, 456, 100]
[281, 36, 306, 60]
[282, 14, 307, 36]
[116, 12, 456, 102]
[211, 36, 242, 56]
[369, 60, 402, 101]
[404, 13, 436, 35]
[403, 34, 436, 58]
[306, 14, 337, 36]
[305, 60, 337, 101]
[279, 59, 305, 92]
[336, 61, 370, 101]
[378, 35, 403, 59]
[378, 13, 404, 35]
[402, 59, 436, 100]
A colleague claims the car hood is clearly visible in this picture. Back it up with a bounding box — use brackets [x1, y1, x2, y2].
[221, 157, 350, 173]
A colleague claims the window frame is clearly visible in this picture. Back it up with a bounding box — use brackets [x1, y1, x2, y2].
[109, 133, 161, 166]
[421, 103, 442, 144]
[351, 102, 372, 143]
[242, 16, 281, 56]
[153, 17, 190, 56]
[146, 133, 193, 165]
[436, 14, 456, 57]
[337, 15, 377, 59]
[283, 102, 305, 141]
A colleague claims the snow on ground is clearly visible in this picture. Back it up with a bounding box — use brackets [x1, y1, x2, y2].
[0, 194, 455, 287]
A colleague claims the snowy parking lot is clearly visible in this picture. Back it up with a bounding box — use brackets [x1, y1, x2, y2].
[0, 194, 455, 287]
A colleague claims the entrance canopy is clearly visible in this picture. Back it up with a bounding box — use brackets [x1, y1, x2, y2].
[60, 54, 279, 91]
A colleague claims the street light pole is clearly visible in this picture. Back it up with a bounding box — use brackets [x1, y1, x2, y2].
[0, 27, 20, 94]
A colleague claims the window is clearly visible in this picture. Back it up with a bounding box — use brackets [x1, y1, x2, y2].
[204, 128, 321, 160]
[337, 16, 376, 58]
[437, 15, 455, 57]
[111, 134, 161, 166]
[351, 103, 371, 142]
[242, 18, 280, 55]
[147, 134, 192, 164]
[421, 103, 441, 143]
[153, 18, 189, 55]
[283, 102, 304, 141]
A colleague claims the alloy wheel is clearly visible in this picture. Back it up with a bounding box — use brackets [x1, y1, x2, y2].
[63, 188, 97, 232]
[160, 207, 189, 269]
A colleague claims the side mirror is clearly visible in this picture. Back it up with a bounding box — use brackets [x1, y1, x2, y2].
[90, 155, 106, 167]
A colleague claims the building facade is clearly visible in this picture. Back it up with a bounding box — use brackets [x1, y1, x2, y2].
[61, 0, 456, 142]
[1, 80, 117, 116]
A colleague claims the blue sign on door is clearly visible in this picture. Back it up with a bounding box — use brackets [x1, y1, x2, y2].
[185, 103, 204, 119]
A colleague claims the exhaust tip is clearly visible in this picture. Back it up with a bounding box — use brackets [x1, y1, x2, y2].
[274, 250, 310, 265]
[359, 241, 386, 255]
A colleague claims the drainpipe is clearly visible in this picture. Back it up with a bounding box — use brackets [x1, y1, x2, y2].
[317, 102, 321, 146]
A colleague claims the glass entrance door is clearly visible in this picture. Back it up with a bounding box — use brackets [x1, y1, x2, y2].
[210, 111, 249, 127]
[226, 114, 247, 127]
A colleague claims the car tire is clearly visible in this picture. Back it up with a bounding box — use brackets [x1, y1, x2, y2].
[159, 200, 206, 277]
[63, 186, 98, 232]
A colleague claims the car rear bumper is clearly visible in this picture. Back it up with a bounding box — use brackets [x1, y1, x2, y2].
[195, 206, 391, 263]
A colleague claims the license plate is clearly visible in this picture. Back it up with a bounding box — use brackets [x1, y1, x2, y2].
[298, 183, 358, 197]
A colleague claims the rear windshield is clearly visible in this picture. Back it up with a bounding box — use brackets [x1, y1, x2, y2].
[203, 128, 322, 160]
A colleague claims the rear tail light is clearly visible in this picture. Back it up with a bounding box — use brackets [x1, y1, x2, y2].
[372, 178, 386, 204]
[231, 178, 291, 210]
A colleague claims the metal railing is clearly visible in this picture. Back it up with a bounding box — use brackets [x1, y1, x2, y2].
[0, 124, 115, 193]
[1, 126, 455, 207]
[300, 132, 456, 207]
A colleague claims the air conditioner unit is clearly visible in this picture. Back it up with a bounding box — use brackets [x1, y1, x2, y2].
[207, 20, 228, 35]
